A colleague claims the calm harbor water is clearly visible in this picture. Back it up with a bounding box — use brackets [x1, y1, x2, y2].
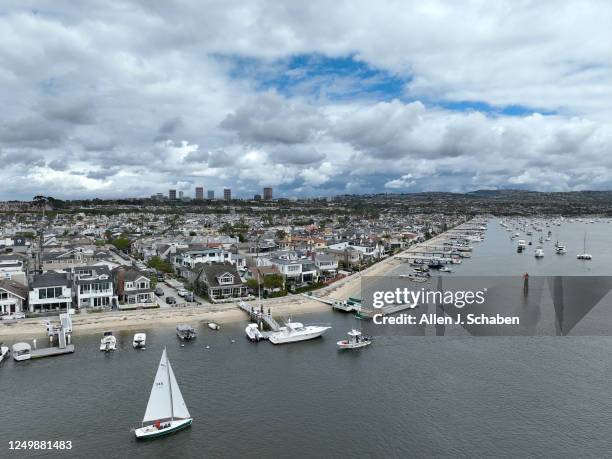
[3, 218, 612, 458]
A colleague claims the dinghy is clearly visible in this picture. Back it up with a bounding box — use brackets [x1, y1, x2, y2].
[134, 348, 192, 439]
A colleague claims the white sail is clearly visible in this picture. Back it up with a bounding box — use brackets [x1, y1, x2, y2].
[168, 360, 191, 419]
[142, 349, 173, 424]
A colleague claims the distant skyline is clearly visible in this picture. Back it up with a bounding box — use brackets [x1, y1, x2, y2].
[1, 1, 612, 200]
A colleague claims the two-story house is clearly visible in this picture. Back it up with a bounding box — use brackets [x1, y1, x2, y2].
[28, 272, 72, 313]
[193, 262, 248, 301]
[0, 279, 28, 316]
[74, 266, 115, 309]
[113, 267, 154, 306]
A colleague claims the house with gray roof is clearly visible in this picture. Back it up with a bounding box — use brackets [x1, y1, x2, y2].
[28, 272, 72, 313]
[0, 279, 28, 316]
[193, 262, 247, 301]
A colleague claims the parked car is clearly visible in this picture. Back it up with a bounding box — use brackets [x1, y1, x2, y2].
[165, 296, 176, 305]
[154, 287, 164, 296]
[177, 288, 189, 298]
[184, 292, 194, 302]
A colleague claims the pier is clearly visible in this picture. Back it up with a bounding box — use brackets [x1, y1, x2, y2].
[30, 345, 75, 359]
[238, 300, 281, 331]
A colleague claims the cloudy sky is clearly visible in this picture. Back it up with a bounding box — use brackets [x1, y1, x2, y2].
[1, 0, 611, 200]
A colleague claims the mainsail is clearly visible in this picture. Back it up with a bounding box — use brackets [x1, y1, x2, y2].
[142, 348, 173, 424]
[168, 360, 191, 419]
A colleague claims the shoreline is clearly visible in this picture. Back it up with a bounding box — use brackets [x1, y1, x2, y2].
[0, 225, 464, 340]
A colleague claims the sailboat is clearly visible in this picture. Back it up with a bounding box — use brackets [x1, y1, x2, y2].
[134, 348, 192, 439]
[576, 233, 593, 260]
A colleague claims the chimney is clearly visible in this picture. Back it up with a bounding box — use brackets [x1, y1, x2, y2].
[117, 267, 125, 297]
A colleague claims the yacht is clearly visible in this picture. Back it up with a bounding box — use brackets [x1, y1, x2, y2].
[534, 247, 544, 258]
[100, 331, 117, 352]
[337, 330, 372, 350]
[133, 333, 147, 349]
[176, 325, 197, 340]
[245, 323, 264, 342]
[268, 320, 331, 345]
[12, 342, 31, 361]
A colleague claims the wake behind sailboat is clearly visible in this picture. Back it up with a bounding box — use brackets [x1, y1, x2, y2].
[134, 348, 192, 439]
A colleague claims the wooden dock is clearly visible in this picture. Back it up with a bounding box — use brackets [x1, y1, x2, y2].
[238, 301, 281, 331]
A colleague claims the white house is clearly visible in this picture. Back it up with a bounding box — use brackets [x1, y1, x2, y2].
[0, 279, 28, 316]
[74, 266, 115, 309]
[29, 272, 72, 313]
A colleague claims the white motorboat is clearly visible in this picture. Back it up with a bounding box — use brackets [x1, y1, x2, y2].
[518, 239, 526, 248]
[12, 342, 31, 361]
[245, 323, 263, 342]
[439, 266, 452, 273]
[208, 322, 220, 331]
[555, 245, 566, 254]
[337, 329, 372, 350]
[134, 348, 192, 440]
[534, 247, 544, 258]
[133, 333, 147, 349]
[1, 344, 10, 364]
[176, 325, 197, 340]
[100, 331, 116, 352]
[268, 320, 331, 345]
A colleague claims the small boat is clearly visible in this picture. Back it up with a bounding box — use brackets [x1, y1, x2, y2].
[534, 247, 544, 258]
[555, 245, 566, 255]
[100, 331, 116, 352]
[133, 333, 147, 349]
[134, 348, 192, 439]
[12, 342, 31, 361]
[337, 329, 372, 350]
[176, 325, 197, 340]
[245, 323, 263, 342]
[439, 266, 452, 273]
[1, 343, 10, 364]
[208, 322, 220, 331]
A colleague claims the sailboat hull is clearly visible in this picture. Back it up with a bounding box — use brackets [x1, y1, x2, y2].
[134, 418, 192, 439]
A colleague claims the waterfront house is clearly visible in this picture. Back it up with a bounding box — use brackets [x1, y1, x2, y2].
[113, 267, 155, 306]
[0, 279, 28, 316]
[74, 265, 115, 309]
[28, 272, 72, 313]
[193, 262, 248, 301]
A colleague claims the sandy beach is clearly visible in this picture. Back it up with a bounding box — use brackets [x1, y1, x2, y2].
[0, 231, 454, 339]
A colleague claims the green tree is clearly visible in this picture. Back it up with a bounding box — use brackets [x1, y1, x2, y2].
[112, 237, 131, 252]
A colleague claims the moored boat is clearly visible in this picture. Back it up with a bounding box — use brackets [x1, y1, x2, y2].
[100, 331, 116, 352]
[133, 333, 146, 349]
[12, 342, 31, 361]
[268, 320, 330, 345]
[176, 325, 197, 340]
[1, 343, 10, 364]
[245, 323, 263, 342]
[208, 322, 220, 331]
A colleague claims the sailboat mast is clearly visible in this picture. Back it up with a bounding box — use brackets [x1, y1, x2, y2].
[166, 350, 174, 421]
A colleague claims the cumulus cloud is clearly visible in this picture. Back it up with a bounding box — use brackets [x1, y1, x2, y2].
[0, 0, 611, 199]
